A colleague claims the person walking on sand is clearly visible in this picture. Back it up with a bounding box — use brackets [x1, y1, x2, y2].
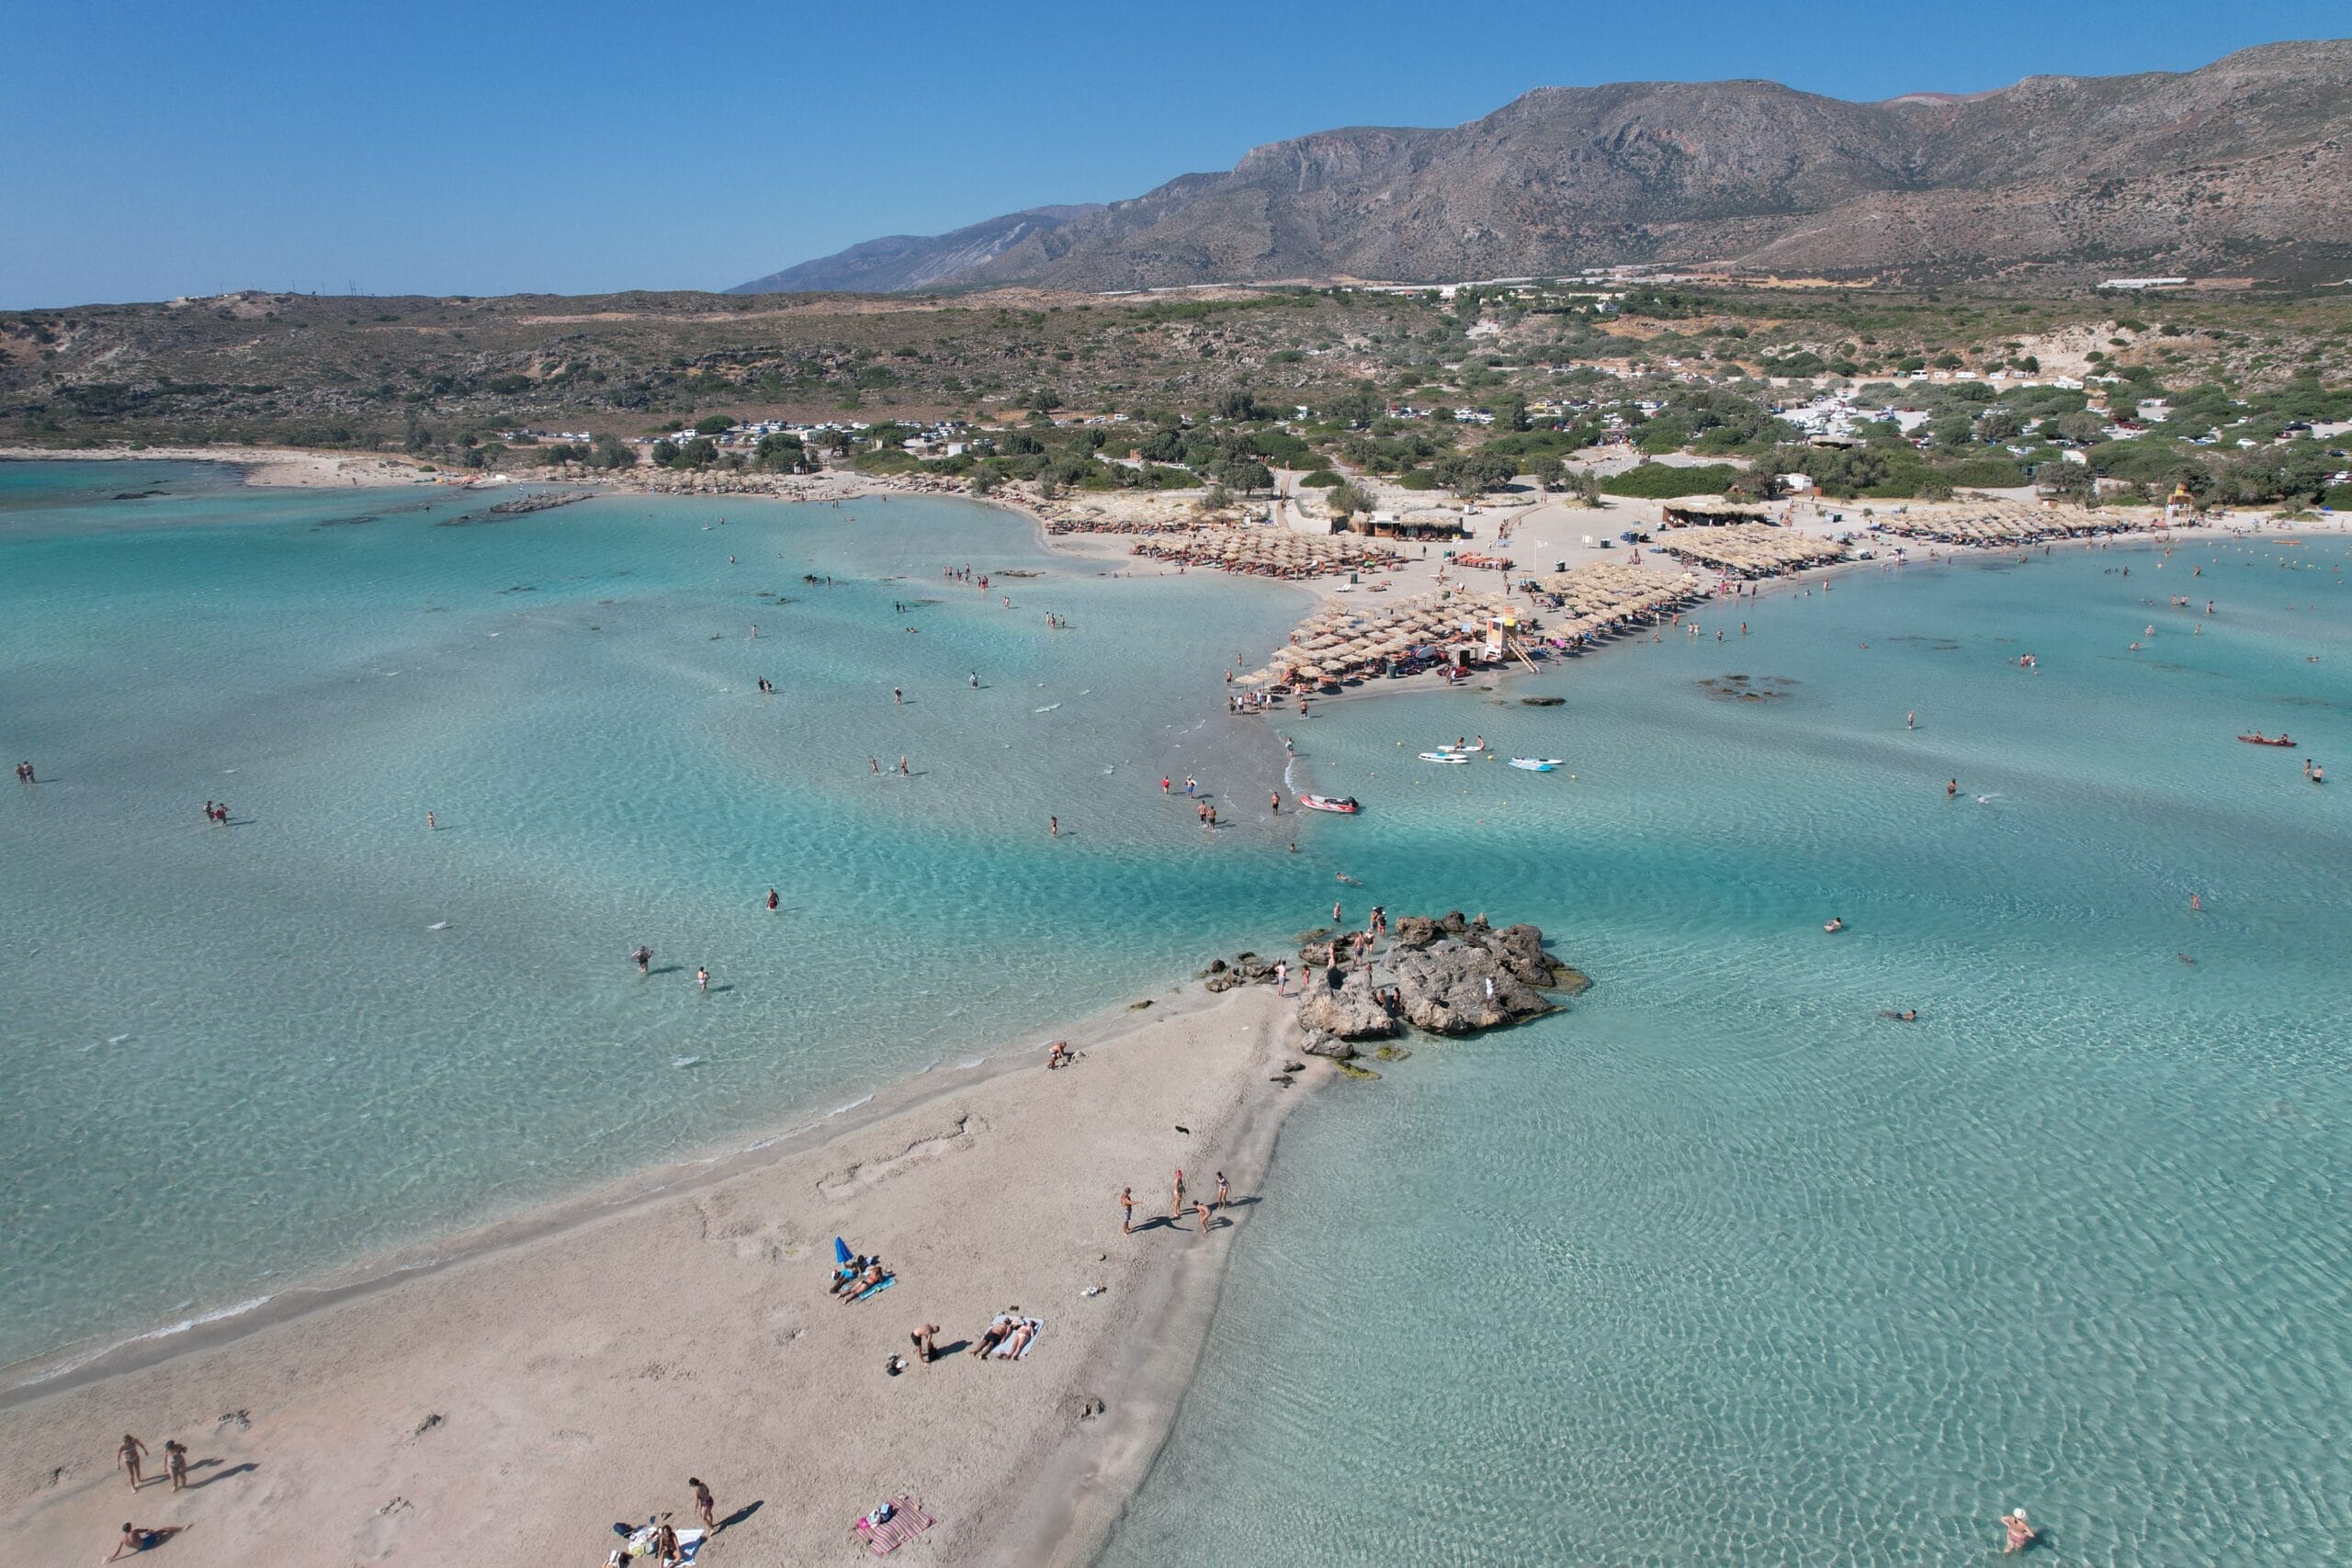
[1170, 1168, 1186, 1219]
[689, 1477, 716, 1531]
[1119, 1187, 1136, 1235]
[117, 1435, 148, 1491]
[163, 1440, 188, 1492]
[1274, 959, 1289, 996]
[1215, 1171, 1229, 1211]
[1193, 1200, 1213, 1233]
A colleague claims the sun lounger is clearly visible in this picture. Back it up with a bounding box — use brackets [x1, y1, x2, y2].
[856, 1496, 936, 1556]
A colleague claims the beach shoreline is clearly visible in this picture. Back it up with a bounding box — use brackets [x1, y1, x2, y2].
[0, 980, 1317, 1567]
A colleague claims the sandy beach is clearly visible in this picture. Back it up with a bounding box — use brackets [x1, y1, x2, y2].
[0, 445, 445, 489]
[0, 985, 1306, 1567]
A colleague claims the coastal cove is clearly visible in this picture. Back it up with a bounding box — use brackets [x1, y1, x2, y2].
[4, 461, 2349, 1564]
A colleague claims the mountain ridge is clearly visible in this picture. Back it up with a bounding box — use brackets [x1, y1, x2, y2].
[736, 39, 2352, 293]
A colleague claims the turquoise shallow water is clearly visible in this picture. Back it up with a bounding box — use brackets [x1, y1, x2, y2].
[0, 464, 1313, 1371]
[7, 470, 2350, 1562]
[1105, 540, 2352, 1564]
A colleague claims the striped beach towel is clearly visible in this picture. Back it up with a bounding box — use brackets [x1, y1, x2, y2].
[858, 1496, 935, 1556]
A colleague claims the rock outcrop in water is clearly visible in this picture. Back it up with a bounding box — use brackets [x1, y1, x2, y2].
[1199, 914, 1584, 1062]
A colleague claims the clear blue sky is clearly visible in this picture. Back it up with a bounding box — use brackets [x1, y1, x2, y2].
[2, 0, 2342, 308]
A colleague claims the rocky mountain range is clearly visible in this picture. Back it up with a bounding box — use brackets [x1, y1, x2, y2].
[735, 40, 2352, 294]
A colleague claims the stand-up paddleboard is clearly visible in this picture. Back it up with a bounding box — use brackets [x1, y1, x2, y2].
[1419, 751, 1468, 763]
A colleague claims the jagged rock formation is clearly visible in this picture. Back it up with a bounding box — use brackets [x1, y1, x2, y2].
[1202, 912, 1590, 1060]
[741, 40, 2352, 290]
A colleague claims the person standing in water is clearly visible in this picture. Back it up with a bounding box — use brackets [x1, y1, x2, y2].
[425, 811, 436, 831]
[633, 946, 653, 975]
[16, 760, 34, 784]
[969, 671, 978, 688]
[1998, 1507, 2037, 1554]
[1947, 779, 1959, 798]
[1905, 711, 1915, 731]
[893, 687, 903, 705]
[1049, 816, 1058, 838]
[765, 887, 779, 912]
[695, 965, 709, 992]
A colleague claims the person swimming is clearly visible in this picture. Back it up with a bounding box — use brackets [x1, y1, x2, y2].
[1823, 918, 1845, 932]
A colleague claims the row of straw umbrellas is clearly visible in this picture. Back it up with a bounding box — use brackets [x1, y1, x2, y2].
[1237, 585, 1520, 688]
[1867, 502, 2154, 545]
[1131, 525, 1401, 579]
[1652, 524, 1849, 578]
[1533, 561, 1710, 639]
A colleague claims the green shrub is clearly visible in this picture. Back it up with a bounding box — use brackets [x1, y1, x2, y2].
[1930, 457, 2030, 490]
[1600, 462, 1743, 498]
[1298, 469, 1343, 488]
[1396, 468, 1438, 491]
[2325, 484, 2352, 511]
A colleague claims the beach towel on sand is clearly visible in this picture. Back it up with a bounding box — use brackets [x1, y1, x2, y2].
[616, 1525, 705, 1563]
[857, 1496, 935, 1556]
[992, 1317, 1045, 1359]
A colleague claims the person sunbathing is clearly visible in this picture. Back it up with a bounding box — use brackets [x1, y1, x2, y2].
[830, 1258, 869, 1297]
[840, 1263, 886, 1303]
[971, 1314, 1014, 1357]
[109, 1522, 186, 1560]
[999, 1319, 1038, 1359]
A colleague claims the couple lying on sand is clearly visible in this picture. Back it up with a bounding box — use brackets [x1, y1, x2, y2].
[831, 1255, 895, 1303]
[970, 1311, 1043, 1360]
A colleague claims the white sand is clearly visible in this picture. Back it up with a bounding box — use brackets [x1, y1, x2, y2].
[0, 987, 1309, 1567]
[0, 445, 445, 488]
